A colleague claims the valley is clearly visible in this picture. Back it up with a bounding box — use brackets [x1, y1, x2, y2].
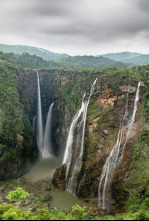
[0, 50, 149, 220]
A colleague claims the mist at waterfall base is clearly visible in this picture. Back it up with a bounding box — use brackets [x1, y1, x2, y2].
[98, 82, 141, 212]
[63, 79, 98, 194]
[27, 72, 58, 182]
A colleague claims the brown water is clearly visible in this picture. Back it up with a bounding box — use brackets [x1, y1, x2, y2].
[24, 157, 58, 182]
[50, 190, 84, 209]
[24, 157, 84, 209]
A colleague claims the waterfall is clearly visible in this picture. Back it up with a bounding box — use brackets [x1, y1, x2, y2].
[36, 72, 54, 158]
[63, 79, 97, 193]
[37, 71, 44, 153]
[62, 93, 86, 177]
[43, 103, 54, 158]
[98, 82, 141, 212]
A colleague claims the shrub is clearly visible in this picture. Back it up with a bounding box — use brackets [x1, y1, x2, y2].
[7, 188, 30, 202]
[72, 205, 92, 220]
[1, 207, 21, 220]
[133, 210, 149, 221]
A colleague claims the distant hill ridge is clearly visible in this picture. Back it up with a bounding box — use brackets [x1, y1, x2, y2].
[0, 44, 70, 61]
[0, 44, 127, 69]
[99, 52, 149, 65]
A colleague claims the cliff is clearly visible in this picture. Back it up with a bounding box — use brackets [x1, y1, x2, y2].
[0, 59, 149, 215]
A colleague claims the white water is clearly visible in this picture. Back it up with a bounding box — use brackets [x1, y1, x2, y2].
[37, 72, 54, 159]
[43, 103, 54, 158]
[98, 82, 141, 212]
[62, 93, 86, 177]
[37, 71, 44, 153]
[63, 79, 97, 193]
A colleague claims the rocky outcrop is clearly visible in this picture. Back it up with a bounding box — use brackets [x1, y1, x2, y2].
[53, 165, 66, 191]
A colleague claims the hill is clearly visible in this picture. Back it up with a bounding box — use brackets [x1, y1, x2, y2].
[0, 52, 127, 69]
[0, 51, 50, 68]
[100, 52, 141, 62]
[0, 44, 69, 61]
[100, 52, 149, 65]
[57, 56, 126, 69]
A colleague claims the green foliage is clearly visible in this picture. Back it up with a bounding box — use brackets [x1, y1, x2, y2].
[105, 210, 149, 220]
[72, 205, 92, 220]
[130, 210, 149, 220]
[56, 56, 126, 69]
[2, 207, 22, 220]
[142, 92, 149, 122]
[61, 73, 95, 116]
[0, 205, 13, 219]
[127, 186, 149, 213]
[0, 51, 49, 69]
[7, 188, 30, 202]
[0, 60, 37, 178]
[0, 204, 92, 220]
[0, 62, 24, 144]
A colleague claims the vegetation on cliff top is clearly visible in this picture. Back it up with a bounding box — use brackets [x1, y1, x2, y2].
[0, 51, 127, 70]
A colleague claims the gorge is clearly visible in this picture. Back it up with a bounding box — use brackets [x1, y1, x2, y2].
[0, 53, 149, 220]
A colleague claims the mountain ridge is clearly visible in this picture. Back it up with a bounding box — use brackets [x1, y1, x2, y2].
[0, 44, 70, 61]
[99, 51, 149, 65]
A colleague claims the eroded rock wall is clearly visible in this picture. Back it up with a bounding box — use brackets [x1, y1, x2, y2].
[53, 73, 148, 213]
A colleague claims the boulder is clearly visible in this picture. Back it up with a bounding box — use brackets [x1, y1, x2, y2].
[53, 165, 66, 191]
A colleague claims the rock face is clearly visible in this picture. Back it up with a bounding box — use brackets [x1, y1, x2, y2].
[0, 67, 99, 180]
[20, 69, 98, 157]
[76, 80, 144, 210]
[119, 85, 136, 93]
[52, 75, 148, 213]
[0, 63, 37, 180]
[53, 165, 66, 191]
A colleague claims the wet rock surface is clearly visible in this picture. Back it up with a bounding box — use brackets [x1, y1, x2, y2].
[52, 78, 146, 214]
[53, 165, 66, 191]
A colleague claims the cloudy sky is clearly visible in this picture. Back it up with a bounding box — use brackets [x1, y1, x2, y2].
[0, 0, 149, 55]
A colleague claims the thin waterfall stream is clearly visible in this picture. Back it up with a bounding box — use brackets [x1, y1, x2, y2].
[37, 71, 44, 153]
[98, 82, 141, 212]
[43, 103, 54, 158]
[63, 79, 97, 194]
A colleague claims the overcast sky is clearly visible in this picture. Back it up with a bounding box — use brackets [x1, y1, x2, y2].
[0, 0, 149, 55]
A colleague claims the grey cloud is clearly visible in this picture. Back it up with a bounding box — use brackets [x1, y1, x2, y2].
[135, 0, 149, 11]
[0, 0, 149, 55]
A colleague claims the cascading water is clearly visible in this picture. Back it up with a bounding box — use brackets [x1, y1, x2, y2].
[63, 79, 97, 193]
[98, 82, 141, 212]
[43, 103, 54, 158]
[36, 72, 54, 158]
[62, 93, 86, 177]
[37, 71, 44, 153]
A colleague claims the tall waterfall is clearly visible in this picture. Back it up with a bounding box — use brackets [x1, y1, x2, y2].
[36, 72, 54, 158]
[43, 103, 54, 158]
[98, 82, 141, 212]
[63, 79, 97, 193]
[37, 71, 44, 153]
